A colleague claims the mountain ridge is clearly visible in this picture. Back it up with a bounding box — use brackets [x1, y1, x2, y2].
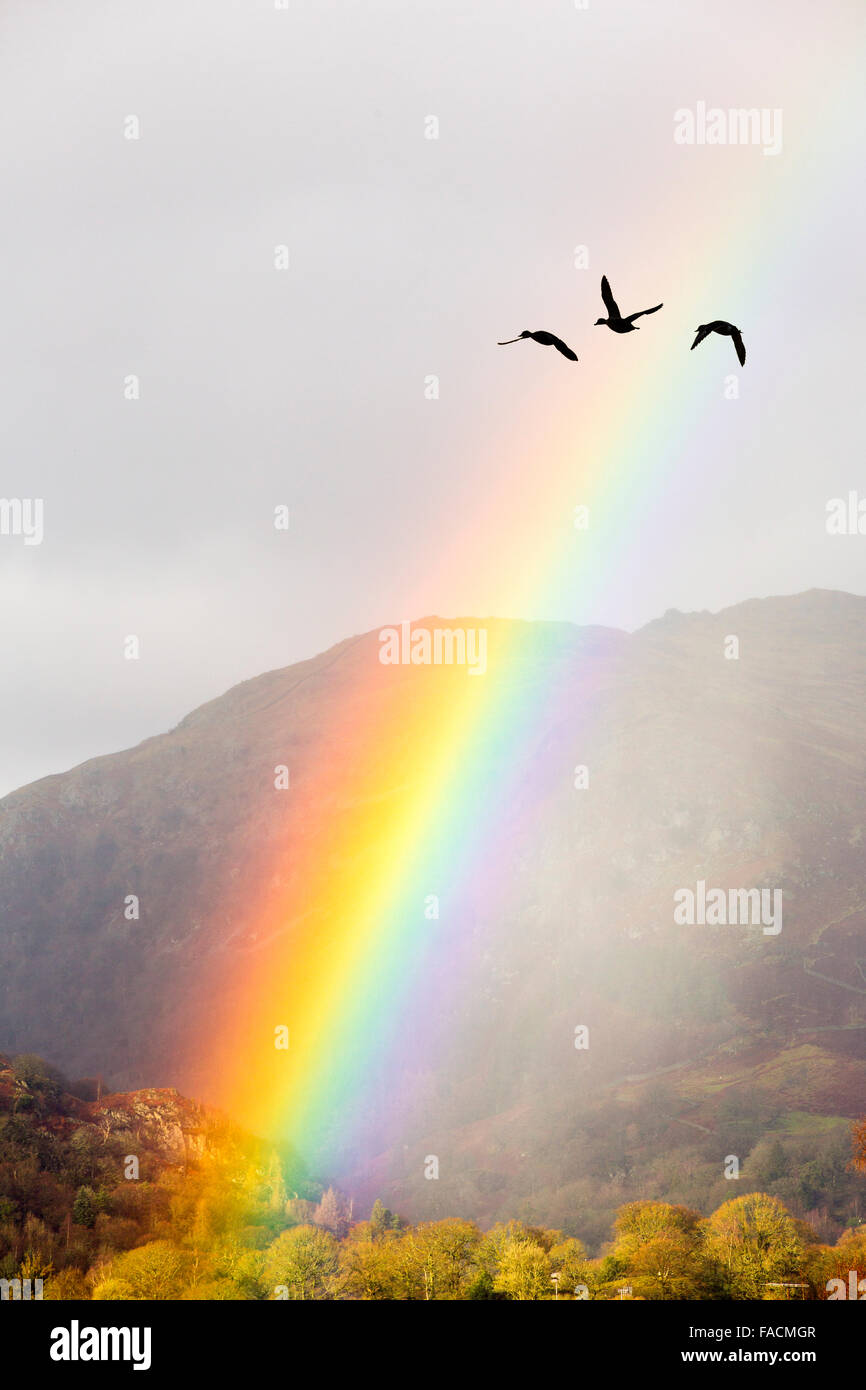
[2, 589, 865, 1231]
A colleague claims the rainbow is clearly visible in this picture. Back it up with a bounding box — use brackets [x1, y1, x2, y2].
[201, 88, 852, 1175]
[208, 620, 589, 1167]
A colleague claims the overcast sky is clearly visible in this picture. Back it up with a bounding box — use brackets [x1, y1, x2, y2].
[0, 0, 863, 796]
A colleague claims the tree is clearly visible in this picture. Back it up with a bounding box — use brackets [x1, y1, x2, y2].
[702, 1193, 805, 1299]
[339, 1235, 405, 1300]
[10, 1055, 66, 1114]
[70, 1128, 102, 1184]
[262, 1225, 339, 1300]
[369, 1198, 392, 1239]
[492, 1236, 552, 1300]
[99, 1241, 195, 1299]
[11, 1055, 66, 1095]
[72, 1186, 98, 1229]
[402, 1220, 482, 1300]
[285, 1197, 316, 1226]
[548, 1237, 590, 1296]
[614, 1200, 702, 1251]
[210, 1239, 265, 1298]
[609, 1201, 709, 1300]
[265, 1150, 287, 1212]
[44, 1267, 90, 1299]
[805, 1229, 866, 1299]
[474, 1221, 534, 1280]
[92, 1277, 137, 1301]
[750, 1137, 787, 1187]
[619, 1232, 707, 1300]
[313, 1187, 349, 1239]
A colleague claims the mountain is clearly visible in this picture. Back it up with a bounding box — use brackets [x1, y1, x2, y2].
[1, 590, 865, 1241]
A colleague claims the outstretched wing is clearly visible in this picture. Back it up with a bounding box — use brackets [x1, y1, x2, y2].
[550, 334, 578, 361]
[627, 303, 663, 323]
[731, 328, 746, 366]
[600, 275, 620, 318]
[690, 325, 712, 350]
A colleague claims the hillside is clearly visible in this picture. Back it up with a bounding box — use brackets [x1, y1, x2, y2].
[1, 590, 865, 1236]
[2, 1051, 864, 1300]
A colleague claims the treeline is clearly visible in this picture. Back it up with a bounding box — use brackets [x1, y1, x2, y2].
[2, 1054, 865, 1300]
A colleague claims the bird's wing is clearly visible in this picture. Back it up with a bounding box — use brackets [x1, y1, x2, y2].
[690, 326, 711, 350]
[627, 303, 663, 322]
[731, 328, 746, 366]
[550, 335, 578, 361]
[600, 276, 620, 317]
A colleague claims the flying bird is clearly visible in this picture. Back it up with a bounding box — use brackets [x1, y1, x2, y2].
[497, 329, 578, 361]
[595, 276, 663, 333]
[691, 320, 746, 366]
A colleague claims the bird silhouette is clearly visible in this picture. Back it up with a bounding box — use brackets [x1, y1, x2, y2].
[691, 320, 746, 366]
[497, 330, 578, 361]
[594, 276, 663, 333]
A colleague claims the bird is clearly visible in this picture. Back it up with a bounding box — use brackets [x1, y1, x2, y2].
[594, 275, 663, 333]
[497, 330, 578, 361]
[691, 320, 746, 366]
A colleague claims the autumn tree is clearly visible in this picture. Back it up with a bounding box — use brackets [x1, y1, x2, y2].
[44, 1267, 91, 1300]
[369, 1198, 392, 1239]
[474, 1223, 556, 1300]
[609, 1201, 709, 1300]
[339, 1234, 406, 1299]
[262, 1225, 339, 1300]
[492, 1236, 552, 1301]
[474, 1221, 533, 1278]
[93, 1240, 196, 1299]
[702, 1193, 806, 1299]
[805, 1227, 866, 1299]
[313, 1186, 349, 1239]
[189, 1185, 246, 1248]
[614, 1200, 702, 1251]
[209, 1238, 266, 1298]
[548, 1237, 591, 1297]
[265, 1150, 287, 1212]
[403, 1219, 482, 1300]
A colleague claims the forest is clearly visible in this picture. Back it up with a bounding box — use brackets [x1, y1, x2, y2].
[2, 1054, 865, 1301]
